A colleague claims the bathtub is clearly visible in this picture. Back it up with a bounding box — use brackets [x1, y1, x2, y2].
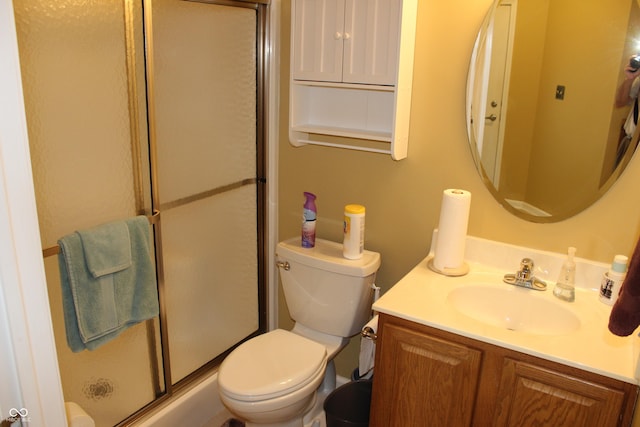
[133, 369, 351, 427]
[134, 372, 232, 427]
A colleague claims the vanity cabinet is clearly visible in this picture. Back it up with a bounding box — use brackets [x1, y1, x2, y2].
[288, 0, 417, 160]
[370, 314, 639, 427]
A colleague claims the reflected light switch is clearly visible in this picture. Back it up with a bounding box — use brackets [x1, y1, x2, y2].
[556, 85, 566, 100]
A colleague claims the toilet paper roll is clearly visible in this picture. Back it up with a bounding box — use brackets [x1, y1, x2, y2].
[359, 315, 378, 378]
[431, 189, 471, 275]
[65, 402, 95, 427]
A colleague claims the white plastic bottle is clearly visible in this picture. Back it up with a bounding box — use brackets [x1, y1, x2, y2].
[553, 247, 577, 302]
[343, 204, 365, 259]
[599, 255, 629, 305]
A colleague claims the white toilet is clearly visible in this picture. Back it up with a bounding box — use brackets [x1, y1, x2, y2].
[217, 237, 381, 427]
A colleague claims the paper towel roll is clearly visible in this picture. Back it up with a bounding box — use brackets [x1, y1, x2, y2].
[431, 189, 471, 275]
[65, 402, 95, 427]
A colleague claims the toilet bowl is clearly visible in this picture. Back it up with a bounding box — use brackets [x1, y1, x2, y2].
[218, 329, 327, 426]
[217, 238, 381, 427]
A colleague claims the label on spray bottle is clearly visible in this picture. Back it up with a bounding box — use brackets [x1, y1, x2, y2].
[301, 208, 316, 248]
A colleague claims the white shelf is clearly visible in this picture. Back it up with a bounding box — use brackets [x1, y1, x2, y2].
[290, 84, 395, 140]
[292, 124, 392, 142]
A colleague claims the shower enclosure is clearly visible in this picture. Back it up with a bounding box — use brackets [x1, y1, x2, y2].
[13, 0, 268, 425]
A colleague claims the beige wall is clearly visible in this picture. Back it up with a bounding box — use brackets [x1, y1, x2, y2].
[277, 0, 640, 377]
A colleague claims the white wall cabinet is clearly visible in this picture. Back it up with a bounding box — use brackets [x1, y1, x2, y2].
[292, 0, 400, 85]
[289, 0, 417, 160]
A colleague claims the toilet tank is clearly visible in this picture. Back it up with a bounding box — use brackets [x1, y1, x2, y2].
[276, 238, 381, 337]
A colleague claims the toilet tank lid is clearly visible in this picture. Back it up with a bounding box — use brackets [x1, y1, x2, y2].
[276, 238, 381, 277]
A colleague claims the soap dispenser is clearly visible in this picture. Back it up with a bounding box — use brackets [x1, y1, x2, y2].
[553, 247, 576, 302]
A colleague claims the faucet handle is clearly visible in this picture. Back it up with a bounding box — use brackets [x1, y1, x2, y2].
[504, 258, 546, 291]
[517, 258, 533, 280]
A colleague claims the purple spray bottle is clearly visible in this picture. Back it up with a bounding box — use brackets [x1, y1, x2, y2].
[301, 192, 317, 248]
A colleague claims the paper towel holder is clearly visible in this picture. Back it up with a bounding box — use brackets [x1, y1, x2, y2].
[427, 258, 470, 277]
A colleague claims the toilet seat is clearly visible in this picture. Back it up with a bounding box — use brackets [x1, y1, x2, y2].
[218, 329, 328, 402]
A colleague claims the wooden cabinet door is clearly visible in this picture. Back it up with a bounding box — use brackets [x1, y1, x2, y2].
[342, 0, 401, 85]
[369, 320, 482, 427]
[291, 0, 345, 82]
[493, 358, 626, 427]
[292, 0, 400, 85]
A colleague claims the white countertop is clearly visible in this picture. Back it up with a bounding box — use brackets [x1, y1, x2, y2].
[372, 234, 640, 384]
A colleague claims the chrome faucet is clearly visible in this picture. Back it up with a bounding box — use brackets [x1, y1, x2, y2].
[503, 258, 547, 291]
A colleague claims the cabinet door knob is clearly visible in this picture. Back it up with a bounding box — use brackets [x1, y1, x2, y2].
[343, 32, 351, 40]
[334, 31, 342, 40]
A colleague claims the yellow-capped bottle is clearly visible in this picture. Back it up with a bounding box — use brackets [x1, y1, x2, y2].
[343, 204, 365, 259]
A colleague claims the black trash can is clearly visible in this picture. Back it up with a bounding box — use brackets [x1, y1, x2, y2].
[324, 380, 373, 427]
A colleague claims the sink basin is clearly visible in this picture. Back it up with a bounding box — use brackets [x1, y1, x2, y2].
[447, 285, 581, 335]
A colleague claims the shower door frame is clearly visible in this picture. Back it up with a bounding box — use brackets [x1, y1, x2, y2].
[0, 0, 277, 423]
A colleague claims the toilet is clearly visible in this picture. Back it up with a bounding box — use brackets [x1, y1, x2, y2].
[217, 237, 381, 427]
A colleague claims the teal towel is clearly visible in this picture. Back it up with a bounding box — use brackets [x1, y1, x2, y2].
[58, 216, 159, 352]
[79, 220, 131, 277]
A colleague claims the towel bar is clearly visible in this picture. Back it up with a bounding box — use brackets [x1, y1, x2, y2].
[296, 138, 392, 155]
[42, 211, 160, 258]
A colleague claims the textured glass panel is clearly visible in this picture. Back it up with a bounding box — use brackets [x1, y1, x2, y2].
[152, 0, 257, 203]
[163, 185, 259, 382]
[14, 0, 137, 247]
[150, 0, 260, 384]
[44, 259, 162, 427]
[14, 2, 163, 426]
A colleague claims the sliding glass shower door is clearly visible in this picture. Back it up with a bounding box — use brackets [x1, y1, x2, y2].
[14, 0, 267, 424]
[15, 2, 163, 425]
[148, 0, 263, 384]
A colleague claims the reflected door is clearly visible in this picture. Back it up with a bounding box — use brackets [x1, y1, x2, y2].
[482, 1, 514, 188]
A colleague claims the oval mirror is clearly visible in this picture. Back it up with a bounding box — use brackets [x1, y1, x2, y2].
[467, 0, 640, 222]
